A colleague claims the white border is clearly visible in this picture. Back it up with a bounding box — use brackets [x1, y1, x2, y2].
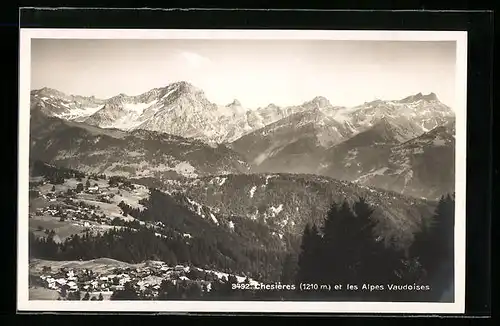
[18, 29, 468, 314]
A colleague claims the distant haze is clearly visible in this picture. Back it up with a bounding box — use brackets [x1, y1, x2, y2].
[31, 39, 456, 109]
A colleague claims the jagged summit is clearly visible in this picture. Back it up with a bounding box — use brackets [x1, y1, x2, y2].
[168, 81, 203, 95]
[265, 103, 279, 109]
[39, 87, 59, 93]
[303, 96, 332, 108]
[131, 81, 204, 99]
[31, 87, 68, 98]
[227, 99, 242, 107]
[399, 92, 439, 103]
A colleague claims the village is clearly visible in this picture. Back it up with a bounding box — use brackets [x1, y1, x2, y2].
[32, 260, 191, 300]
[29, 258, 257, 300]
[28, 176, 251, 300]
[28, 174, 156, 237]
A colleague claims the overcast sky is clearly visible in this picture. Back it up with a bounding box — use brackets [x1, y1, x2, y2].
[31, 39, 456, 109]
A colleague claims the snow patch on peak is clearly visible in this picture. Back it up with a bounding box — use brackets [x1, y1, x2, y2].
[124, 100, 158, 114]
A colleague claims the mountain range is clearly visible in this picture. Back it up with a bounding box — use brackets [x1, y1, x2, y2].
[29, 81, 455, 200]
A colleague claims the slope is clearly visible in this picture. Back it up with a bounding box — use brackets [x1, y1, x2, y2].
[158, 173, 436, 249]
[29, 113, 250, 179]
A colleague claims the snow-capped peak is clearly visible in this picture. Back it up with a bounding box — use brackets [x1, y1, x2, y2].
[30, 84, 455, 146]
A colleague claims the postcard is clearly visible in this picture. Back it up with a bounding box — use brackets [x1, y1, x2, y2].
[18, 28, 467, 314]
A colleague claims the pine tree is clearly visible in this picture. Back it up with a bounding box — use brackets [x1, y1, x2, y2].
[296, 223, 321, 285]
[319, 201, 353, 285]
[67, 290, 81, 301]
[296, 223, 312, 284]
[352, 197, 405, 300]
[351, 198, 387, 280]
[110, 282, 138, 300]
[294, 198, 405, 300]
[410, 193, 455, 300]
[280, 253, 298, 284]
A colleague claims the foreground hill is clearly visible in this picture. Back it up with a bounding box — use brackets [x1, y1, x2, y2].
[29, 112, 250, 179]
[156, 173, 436, 249]
[29, 162, 291, 281]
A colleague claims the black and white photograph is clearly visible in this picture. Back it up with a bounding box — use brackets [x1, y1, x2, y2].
[18, 29, 467, 313]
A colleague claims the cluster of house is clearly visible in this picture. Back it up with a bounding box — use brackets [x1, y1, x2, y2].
[35, 263, 206, 299]
[40, 269, 81, 292]
[31, 187, 166, 238]
[40, 191, 58, 202]
[33, 201, 112, 226]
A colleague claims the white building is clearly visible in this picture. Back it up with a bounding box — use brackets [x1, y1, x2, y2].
[67, 281, 78, 290]
[174, 265, 185, 272]
[56, 278, 67, 286]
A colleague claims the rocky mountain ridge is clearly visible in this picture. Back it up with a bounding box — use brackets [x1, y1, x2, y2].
[30, 82, 454, 145]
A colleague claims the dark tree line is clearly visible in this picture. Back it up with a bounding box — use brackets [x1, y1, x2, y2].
[117, 201, 142, 218]
[31, 227, 182, 266]
[30, 226, 286, 288]
[110, 217, 143, 229]
[108, 176, 135, 189]
[31, 160, 86, 184]
[30, 160, 107, 185]
[285, 195, 455, 302]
